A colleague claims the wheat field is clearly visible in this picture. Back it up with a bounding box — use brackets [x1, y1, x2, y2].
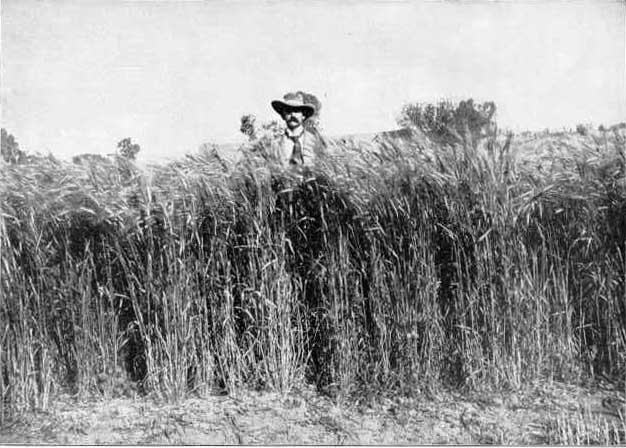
[1, 128, 625, 443]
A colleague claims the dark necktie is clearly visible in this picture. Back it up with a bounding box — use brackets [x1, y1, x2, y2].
[289, 135, 303, 165]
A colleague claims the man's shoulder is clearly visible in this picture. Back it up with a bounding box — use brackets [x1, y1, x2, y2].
[303, 127, 323, 138]
[303, 128, 328, 149]
[272, 133, 291, 151]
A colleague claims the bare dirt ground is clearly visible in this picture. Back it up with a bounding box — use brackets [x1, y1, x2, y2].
[2, 380, 624, 445]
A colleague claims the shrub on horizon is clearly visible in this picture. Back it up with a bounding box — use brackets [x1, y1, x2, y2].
[576, 124, 589, 136]
[117, 137, 141, 160]
[397, 99, 496, 149]
[240, 114, 257, 141]
[1, 128, 27, 165]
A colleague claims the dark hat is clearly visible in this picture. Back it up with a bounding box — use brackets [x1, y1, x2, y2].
[271, 92, 316, 118]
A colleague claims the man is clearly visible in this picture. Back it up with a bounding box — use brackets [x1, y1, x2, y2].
[269, 92, 327, 167]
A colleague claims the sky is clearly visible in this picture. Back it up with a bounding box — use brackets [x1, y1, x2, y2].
[1, 0, 625, 161]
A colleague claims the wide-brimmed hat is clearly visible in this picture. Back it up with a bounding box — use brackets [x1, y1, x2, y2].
[271, 92, 316, 118]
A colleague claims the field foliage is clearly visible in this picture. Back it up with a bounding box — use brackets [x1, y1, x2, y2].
[1, 129, 625, 424]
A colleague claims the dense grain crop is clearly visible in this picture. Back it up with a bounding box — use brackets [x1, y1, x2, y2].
[1, 130, 625, 424]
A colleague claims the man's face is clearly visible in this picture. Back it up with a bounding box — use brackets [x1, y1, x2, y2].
[283, 110, 305, 130]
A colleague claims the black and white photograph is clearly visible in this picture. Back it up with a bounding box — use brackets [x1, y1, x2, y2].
[1, 0, 625, 444]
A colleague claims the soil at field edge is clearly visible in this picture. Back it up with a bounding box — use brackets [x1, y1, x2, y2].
[1, 381, 624, 445]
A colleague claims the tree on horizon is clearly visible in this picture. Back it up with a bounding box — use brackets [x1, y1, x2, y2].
[117, 138, 141, 160]
[398, 99, 496, 148]
[1, 128, 26, 164]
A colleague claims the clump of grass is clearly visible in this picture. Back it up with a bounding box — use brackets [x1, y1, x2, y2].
[545, 408, 626, 445]
[1, 129, 625, 424]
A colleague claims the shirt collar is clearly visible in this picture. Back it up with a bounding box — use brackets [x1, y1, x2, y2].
[285, 125, 305, 139]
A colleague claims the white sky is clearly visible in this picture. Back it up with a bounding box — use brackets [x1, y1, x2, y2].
[1, 0, 625, 161]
